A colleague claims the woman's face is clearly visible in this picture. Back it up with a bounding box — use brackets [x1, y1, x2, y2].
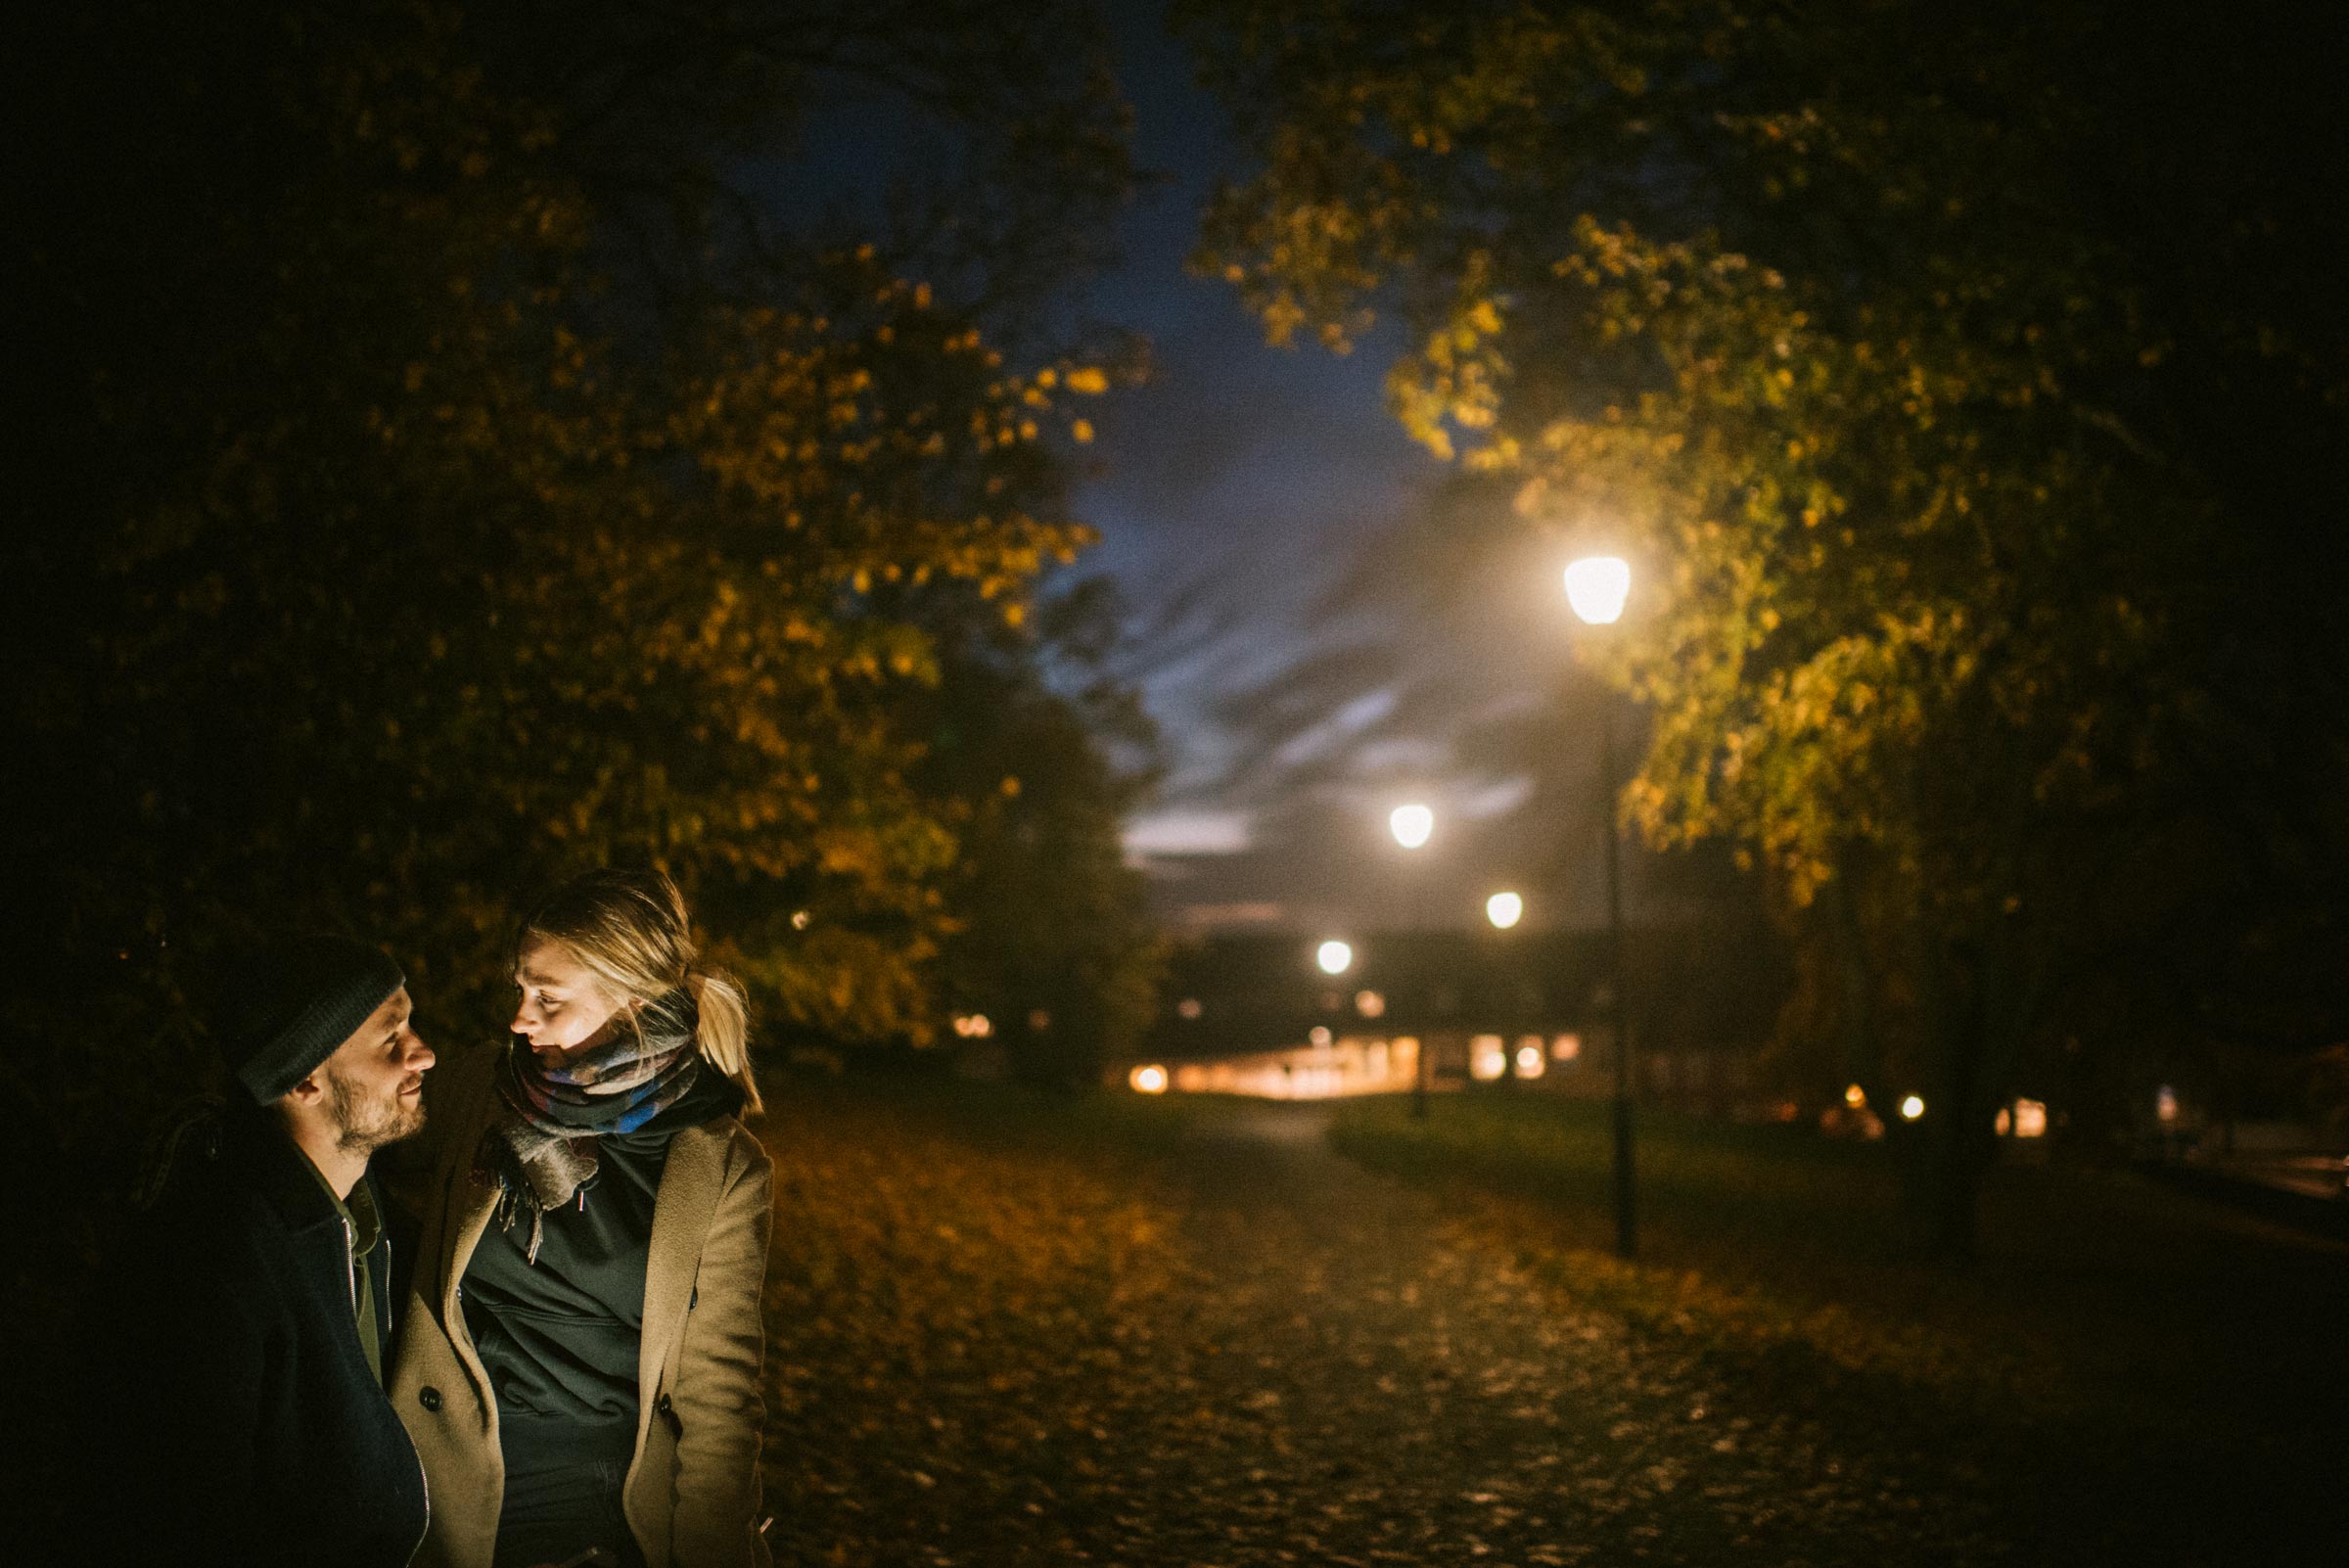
[511, 941, 630, 1063]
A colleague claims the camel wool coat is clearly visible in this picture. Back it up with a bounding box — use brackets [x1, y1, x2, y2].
[388, 1038, 775, 1568]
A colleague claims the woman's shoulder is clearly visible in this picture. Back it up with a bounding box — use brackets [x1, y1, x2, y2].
[381, 1037, 506, 1192]
[678, 1109, 771, 1186]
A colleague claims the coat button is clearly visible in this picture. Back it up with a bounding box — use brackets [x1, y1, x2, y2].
[419, 1386, 442, 1412]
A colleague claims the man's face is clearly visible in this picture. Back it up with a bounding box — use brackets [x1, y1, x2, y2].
[318, 987, 436, 1155]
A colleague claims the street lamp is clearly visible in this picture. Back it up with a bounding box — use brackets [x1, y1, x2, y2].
[1562, 556, 1632, 625]
[1485, 891, 1524, 930]
[1390, 802, 1436, 1118]
[1566, 554, 1638, 1261]
[1316, 940, 1354, 976]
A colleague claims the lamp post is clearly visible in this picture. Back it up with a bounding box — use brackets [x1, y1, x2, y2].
[1564, 555, 1637, 1261]
[1391, 802, 1435, 1119]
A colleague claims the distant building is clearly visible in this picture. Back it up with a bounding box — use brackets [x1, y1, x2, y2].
[1120, 922, 1789, 1111]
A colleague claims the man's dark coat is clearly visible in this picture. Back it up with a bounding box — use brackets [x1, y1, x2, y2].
[78, 1105, 429, 1567]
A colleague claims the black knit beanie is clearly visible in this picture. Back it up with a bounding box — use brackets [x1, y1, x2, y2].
[213, 934, 405, 1104]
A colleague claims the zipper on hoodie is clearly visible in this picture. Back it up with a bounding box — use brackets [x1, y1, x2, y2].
[342, 1214, 357, 1317]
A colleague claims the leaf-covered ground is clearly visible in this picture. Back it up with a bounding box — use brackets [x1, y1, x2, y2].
[756, 1084, 2346, 1566]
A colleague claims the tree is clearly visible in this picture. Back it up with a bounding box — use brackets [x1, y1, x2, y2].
[3, 1, 1145, 1170]
[1181, 0, 2349, 1253]
[922, 576, 1167, 1089]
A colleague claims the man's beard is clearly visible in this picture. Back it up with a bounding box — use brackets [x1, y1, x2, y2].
[325, 1066, 427, 1155]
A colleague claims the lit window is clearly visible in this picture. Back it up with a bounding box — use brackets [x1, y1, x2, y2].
[1470, 1035, 1506, 1081]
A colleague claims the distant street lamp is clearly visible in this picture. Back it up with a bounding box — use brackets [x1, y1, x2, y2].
[1390, 802, 1436, 1118]
[1567, 553, 1638, 1262]
[1316, 940, 1355, 976]
[1485, 891, 1524, 930]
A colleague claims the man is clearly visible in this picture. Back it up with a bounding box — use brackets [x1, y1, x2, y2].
[79, 933, 438, 1567]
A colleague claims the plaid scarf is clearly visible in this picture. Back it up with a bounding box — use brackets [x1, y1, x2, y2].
[474, 991, 702, 1263]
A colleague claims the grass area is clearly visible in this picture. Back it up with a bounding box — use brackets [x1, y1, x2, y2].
[1327, 1092, 2349, 1447]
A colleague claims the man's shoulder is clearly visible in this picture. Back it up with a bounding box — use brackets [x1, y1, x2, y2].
[114, 1140, 307, 1300]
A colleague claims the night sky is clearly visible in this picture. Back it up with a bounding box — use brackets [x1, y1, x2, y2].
[1071, 6, 1635, 939]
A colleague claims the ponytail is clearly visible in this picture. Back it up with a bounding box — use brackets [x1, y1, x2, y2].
[686, 968, 761, 1117]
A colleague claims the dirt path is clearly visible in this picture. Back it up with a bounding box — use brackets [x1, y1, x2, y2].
[1070, 1104, 2005, 1567]
[765, 1097, 2015, 1566]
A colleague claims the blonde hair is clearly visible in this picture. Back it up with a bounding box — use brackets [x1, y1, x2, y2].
[517, 866, 762, 1116]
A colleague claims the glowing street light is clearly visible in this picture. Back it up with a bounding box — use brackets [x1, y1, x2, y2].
[1316, 940, 1355, 975]
[1384, 801, 1437, 1119]
[1485, 891, 1524, 930]
[1563, 555, 1632, 625]
[1567, 552, 1637, 1261]
[1899, 1094, 1926, 1122]
[1128, 1064, 1169, 1094]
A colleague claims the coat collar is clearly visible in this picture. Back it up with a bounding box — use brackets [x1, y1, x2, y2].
[220, 1106, 367, 1241]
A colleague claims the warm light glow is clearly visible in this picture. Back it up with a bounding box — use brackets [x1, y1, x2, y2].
[2011, 1098, 2048, 1138]
[1128, 1065, 1168, 1094]
[790, 909, 811, 930]
[1900, 1094, 1926, 1122]
[1995, 1107, 2011, 1136]
[1515, 1043, 1545, 1079]
[1844, 1083, 1866, 1109]
[1316, 940, 1355, 975]
[1563, 555, 1632, 625]
[1176, 996, 1203, 1021]
[2155, 1085, 2179, 1125]
[1309, 1025, 1333, 1047]
[1470, 1035, 1507, 1081]
[1485, 891, 1524, 929]
[1551, 1033, 1582, 1062]
[1389, 803, 1434, 850]
[1355, 989, 1386, 1019]
[952, 1013, 993, 1039]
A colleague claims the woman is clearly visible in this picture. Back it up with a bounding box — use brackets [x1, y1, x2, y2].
[391, 868, 773, 1568]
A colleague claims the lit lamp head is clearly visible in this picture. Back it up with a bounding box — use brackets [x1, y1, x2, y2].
[1485, 891, 1524, 929]
[1315, 940, 1354, 976]
[1563, 555, 1632, 625]
[1389, 803, 1434, 850]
